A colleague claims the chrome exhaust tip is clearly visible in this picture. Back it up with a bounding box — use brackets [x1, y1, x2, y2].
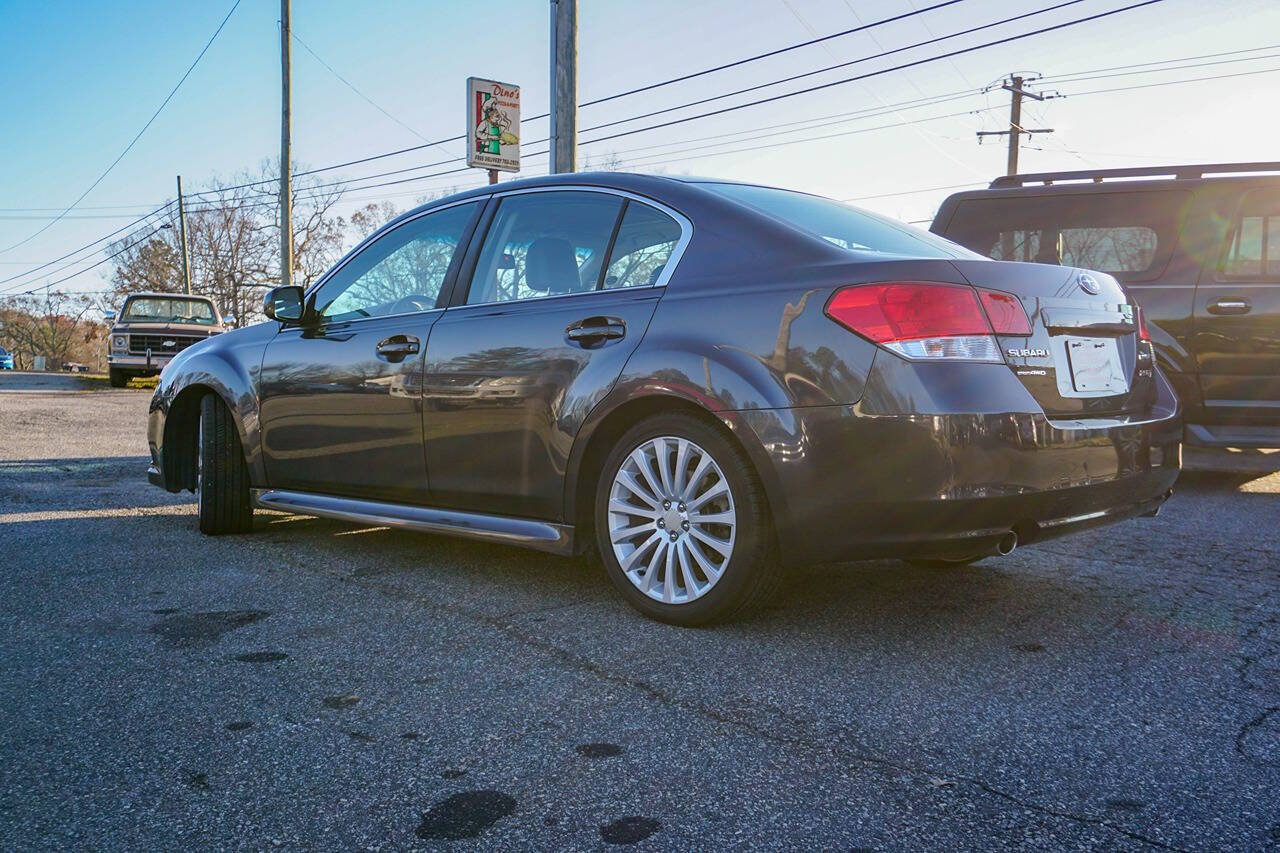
[996, 530, 1018, 556]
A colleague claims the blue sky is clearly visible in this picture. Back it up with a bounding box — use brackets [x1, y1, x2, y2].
[2, 0, 1278, 295]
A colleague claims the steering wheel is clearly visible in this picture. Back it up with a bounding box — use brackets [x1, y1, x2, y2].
[391, 294, 434, 314]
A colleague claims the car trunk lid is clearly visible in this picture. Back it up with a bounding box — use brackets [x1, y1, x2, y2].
[948, 259, 1154, 417]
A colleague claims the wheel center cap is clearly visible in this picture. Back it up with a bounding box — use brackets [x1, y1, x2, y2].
[662, 508, 685, 532]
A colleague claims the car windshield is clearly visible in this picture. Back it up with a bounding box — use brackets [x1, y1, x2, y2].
[700, 182, 978, 260]
[121, 297, 217, 325]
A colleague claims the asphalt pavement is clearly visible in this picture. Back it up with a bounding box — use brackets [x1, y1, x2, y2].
[0, 374, 1276, 850]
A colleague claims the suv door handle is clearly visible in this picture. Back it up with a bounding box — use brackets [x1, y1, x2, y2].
[1207, 298, 1251, 315]
[565, 317, 626, 348]
[376, 335, 420, 360]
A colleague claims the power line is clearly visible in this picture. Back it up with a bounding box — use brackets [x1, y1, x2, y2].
[0, 0, 241, 255]
[1039, 42, 1280, 82]
[578, 0, 1166, 147]
[291, 31, 458, 160]
[1043, 50, 1280, 85]
[575, 0, 1089, 138]
[178, 0, 1112, 206]
[6, 221, 175, 297]
[610, 106, 1002, 171]
[843, 182, 986, 202]
[1059, 63, 1280, 97]
[177, 1, 972, 198]
[0, 202, 174, 292]
[577, 0, 969, 108]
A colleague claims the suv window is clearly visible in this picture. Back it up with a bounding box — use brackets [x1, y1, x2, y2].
[603, 202, 683, 289]
[941, 190, 1189, 281]
[1220, 188, 1280, 278]
[700, 182, 975, 259]
[313, 202, 478, 322]
[467, 191, 624, 305]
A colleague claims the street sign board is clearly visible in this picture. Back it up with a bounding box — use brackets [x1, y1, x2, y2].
[466, 77, 520, 172]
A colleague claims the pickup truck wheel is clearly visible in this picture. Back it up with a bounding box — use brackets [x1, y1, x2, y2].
[197, 394, 253, 535]
[108, 368, 129, 388]
[594, 412, 781, 627]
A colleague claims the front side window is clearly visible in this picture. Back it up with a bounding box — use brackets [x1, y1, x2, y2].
[466, 192, 624, 305]
[1220, 189, 1280, 278]
[313, 202, 478, 323]
[603, 202, 683, 289]
[122, 297, 217, 325]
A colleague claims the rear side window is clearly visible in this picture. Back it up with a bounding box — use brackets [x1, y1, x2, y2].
[604, 202, 683, 289]
[940, 190, 1188, 281]
[701, 182, 976, 260]
[467, 191, 624, 304]
[1220, 188, 1280, 279]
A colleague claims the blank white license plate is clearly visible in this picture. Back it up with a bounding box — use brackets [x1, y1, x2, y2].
[1065, 337, 1128, 394]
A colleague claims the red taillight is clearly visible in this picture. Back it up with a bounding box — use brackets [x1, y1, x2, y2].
[825, 282, 1031, 362]
[1136, 305, 1151, 341]
[825, 282, 990, 343]
[978, 289, 1032, 335]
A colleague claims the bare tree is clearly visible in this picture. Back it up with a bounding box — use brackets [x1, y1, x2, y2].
[107, 160, 353, 326]
[0, 289, 104, 370]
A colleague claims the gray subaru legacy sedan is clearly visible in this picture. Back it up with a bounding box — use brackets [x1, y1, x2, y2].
[147, 172, 1181, 625]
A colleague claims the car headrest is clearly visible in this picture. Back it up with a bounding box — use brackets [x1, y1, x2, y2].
[526, 238, 579, 293]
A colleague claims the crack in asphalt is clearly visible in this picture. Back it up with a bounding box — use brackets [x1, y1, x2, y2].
[1235, 705, 1280, 767]
[276, 542, 1189, 851]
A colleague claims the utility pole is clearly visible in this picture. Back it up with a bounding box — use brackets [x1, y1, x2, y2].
[977, 74, 1054, 260]
[976, 74, 1054, 177]
[549, 0, 576, 173]
[175, 175, 192, 295]
[279, 0, 294, 289]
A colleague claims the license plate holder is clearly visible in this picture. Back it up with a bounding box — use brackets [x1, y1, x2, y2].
[1064, 337, 1128, 394]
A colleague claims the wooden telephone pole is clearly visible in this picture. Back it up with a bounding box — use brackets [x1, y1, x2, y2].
[976, 75, 1054, 177]
[978, 75, 1053, 260]
[279, 0, 294, 289]
[549, 0, 577, 173]
[175, 176, 192, 295]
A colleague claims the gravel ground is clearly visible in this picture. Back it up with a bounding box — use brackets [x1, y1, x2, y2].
[0, 377, 1276, 850]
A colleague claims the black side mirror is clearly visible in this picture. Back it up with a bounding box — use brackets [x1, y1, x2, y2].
[264, 285, 305, 323]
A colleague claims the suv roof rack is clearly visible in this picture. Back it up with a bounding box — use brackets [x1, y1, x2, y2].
[989, 162, 1280, 189]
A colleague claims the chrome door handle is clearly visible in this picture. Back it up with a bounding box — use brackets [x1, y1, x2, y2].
[376, 335, 420, 359]
[1207, 298, 1251, 315]
[566, 317, 626, 348]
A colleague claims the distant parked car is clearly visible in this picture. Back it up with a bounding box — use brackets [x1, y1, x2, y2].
[62, 362, 88, 373]
[148, 173, 1180, 626]
[932, 162, 1280, 448]
[105, 293, 229, 387]
[0, 346, 13, 370]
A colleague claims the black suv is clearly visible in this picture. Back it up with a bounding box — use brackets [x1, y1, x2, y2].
[932, 163, 1280, 448]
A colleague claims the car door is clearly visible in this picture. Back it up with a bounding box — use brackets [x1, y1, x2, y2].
[1194, 187, 1280, 424]
[258, 200, 482, 503]
[422, 188, 689, 520]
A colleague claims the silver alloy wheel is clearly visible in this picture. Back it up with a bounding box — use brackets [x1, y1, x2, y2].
[607, 435, 737, 604]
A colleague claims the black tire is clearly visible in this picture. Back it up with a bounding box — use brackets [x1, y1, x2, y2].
[197, 394, 254, 535]
[594, 412, 781, 626]
[108, 368, 129, 388]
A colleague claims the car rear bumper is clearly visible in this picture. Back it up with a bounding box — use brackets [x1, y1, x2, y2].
[740, 362, 1182, 565]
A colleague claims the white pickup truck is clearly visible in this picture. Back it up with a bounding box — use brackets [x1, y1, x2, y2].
[105, 293, 229, 387]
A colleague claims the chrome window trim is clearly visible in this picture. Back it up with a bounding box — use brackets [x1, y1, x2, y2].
[457, 185, 694, 308]
[301, 195, 490, 308]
